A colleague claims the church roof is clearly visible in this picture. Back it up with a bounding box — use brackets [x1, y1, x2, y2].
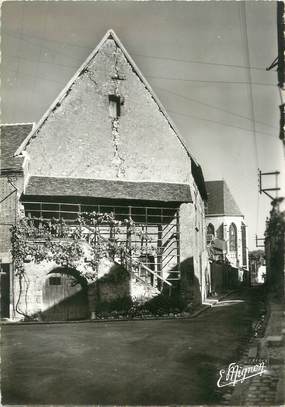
[205, 180, 243, 216]
[1, 123, 34, 174]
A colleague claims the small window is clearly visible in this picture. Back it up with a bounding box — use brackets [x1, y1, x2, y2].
[49, 277, 61, 286]
[108, 95, 122, 118]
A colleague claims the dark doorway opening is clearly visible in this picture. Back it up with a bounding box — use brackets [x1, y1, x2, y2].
[0, 264, 10, 318]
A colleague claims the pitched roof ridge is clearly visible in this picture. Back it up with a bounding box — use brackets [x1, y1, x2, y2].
[14, 29, 198, 165]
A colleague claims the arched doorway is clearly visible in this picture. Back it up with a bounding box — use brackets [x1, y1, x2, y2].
[42, 267, 89, 321]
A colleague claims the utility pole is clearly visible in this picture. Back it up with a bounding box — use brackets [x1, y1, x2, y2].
[258, 169, 281, 200]
[255, 235, 265, 248]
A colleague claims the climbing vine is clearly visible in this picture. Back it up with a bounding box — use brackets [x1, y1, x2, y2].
[264, 198, 285, 297]
[265, 198, 285, 250]
[11, 211, 156, 279]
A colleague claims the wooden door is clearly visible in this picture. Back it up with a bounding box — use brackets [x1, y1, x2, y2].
[42, 271, 89, 321]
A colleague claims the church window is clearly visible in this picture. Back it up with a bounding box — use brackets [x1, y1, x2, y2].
[206, 223, 215, 244]
[216, 223, 224, 239]
[229, 223, 237, 252]
[241, 222, 247, 266]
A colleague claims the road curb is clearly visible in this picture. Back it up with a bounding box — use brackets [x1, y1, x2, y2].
[1, 304, 215, 326]
[0, 291, 239, 326]
[218, 289, 240, 302]
[1, 300, 229, 327]
[1, 311, 211, 326]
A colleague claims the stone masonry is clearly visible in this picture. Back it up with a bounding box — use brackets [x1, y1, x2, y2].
[11, 30, 209, 319]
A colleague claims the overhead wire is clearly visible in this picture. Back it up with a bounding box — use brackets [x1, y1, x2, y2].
[132, 53, 271, 72]
[239, 2, 261, 247]
[146, 75, 275, 86]
[4, 65, 277, 139]
[168, 109, 276, 138]
[4, 53, 277, 132]
[5, 53, 79, 70]
[3, 30, 89, 63]
[156, 86, 277, 130]
[4, 29, 275, 73]
[3, 30, 276, 86]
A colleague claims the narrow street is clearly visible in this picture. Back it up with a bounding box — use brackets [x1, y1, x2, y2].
[1, 287, 265, 405]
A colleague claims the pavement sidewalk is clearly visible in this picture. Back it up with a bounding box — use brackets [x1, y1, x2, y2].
[228, 301, 285, 406]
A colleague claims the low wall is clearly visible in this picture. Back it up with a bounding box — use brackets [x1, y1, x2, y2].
[210, 262, 240, 294]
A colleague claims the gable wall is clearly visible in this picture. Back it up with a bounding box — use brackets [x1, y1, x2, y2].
[24, 39, 190, 185]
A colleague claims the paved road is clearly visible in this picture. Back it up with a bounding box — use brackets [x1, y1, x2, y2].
[1, 288, 265, 405]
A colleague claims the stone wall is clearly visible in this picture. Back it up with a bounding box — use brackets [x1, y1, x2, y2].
[180, 180, 210, 306]
[12, 34, 210, 317]
[24, 38, 190, 185]
[13, 257, 159, 320]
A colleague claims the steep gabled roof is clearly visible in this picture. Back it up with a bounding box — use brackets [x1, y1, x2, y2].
[205, 180, 243, 216]
[14, 30, 194, 164]
[1, 123, 34, 174]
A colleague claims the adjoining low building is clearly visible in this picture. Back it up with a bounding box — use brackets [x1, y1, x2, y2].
[0, 123, 34, 319]
[2, 30, 210, 321]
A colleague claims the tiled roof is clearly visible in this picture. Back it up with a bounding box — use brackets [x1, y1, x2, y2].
[25, 176, 192, 203]
[205, 180, 243, 216]
[1, 124, 33, 174]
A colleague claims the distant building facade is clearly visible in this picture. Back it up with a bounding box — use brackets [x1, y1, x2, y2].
[205, 180, 248, 272]
[248, 250, 266, 285]
[2, 31, 210, 320]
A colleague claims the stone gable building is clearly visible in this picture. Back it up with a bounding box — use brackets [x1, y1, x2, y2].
[205, 180, 248, 271]
[2, 30, 209, 321]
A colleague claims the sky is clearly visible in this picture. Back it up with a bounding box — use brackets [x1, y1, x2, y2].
[2, 0, 284, 250]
